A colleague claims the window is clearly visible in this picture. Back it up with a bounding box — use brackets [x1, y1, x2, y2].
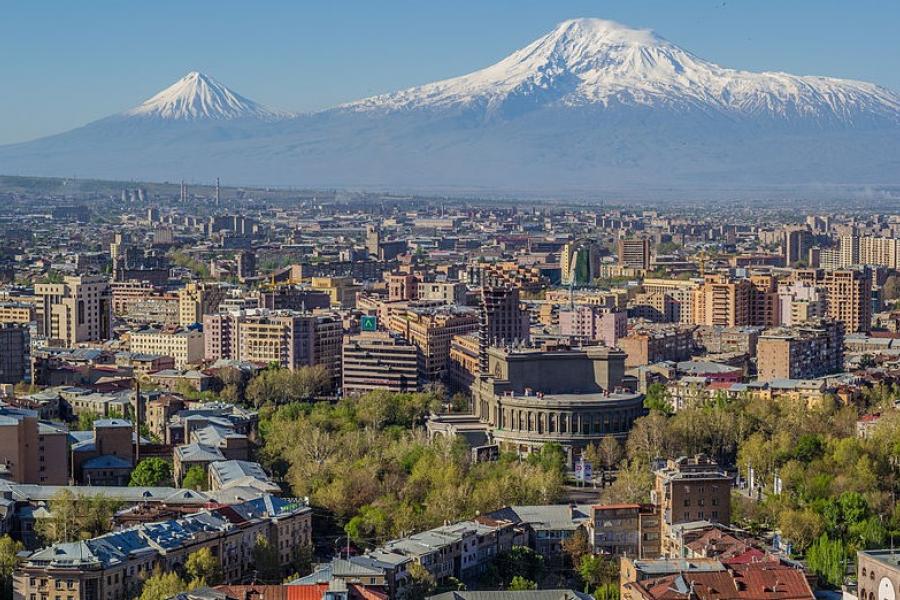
[683, 499, 690, 507]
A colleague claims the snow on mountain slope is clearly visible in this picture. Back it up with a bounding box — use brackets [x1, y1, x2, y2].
[124, 71, 290, 121]
[346, 18, 900, 123]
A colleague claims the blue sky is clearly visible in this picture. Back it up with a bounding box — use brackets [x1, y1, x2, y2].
[1, 0, 898, 144]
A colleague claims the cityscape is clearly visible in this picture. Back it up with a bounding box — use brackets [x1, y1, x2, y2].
[1, 4, 900, 600]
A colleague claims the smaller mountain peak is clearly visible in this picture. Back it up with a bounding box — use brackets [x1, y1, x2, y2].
[124, 71, 289, 121]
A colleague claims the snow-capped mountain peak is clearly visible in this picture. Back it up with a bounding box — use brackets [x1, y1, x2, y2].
[346, 17, 900, 123]
[124, 71, 289, 121]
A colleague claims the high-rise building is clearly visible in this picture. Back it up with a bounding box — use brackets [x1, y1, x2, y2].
[618, 238, 651, 270]
[840, 234, 860, 267]
[178, 282, 228, 326]
[35, 275, 112, 347]
[782, 226, 811, 266]
[203, 310, 342, 384]
[777, 281, 826, 326]
[236, 251, 257, 282]
[795, 268, 872, 333]
[749, 274, 781, 327]
[366, 224, 381, 258]
[756, 319, 845, 381]
[692, 274, 751, 327]
[561, 239, 602, 285]
[342, 331, 420, 394]
[388, 305, 479, 382]
[0, 323, 30, 384]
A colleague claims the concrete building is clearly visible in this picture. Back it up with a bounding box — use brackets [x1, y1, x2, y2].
[235, 251, 256, 282]
[13, 495, 311, 600]
[782, 226, 811, 266]
[618, 239, 651, 270]
[449, 333, 480, 393]
[204, 310, 342, 380]
[0, 323, 30, 384]
[0, 405, 69, 485]
[692, 275, 751, 328]
[619, 325, 696, 368]
[178, 283, 228, 327]
[639, 279, 699, 325]
[417, 282, 468, 305]
[559, 305, 627, 347]
[130, 327, 204, 369]
[479, 285, 530, 350]
[342, 331, 420, 394]
[777, 281, 826, 326]
[0, 301, 34, 324]
[858, 550, 900, 600]
[588, 504, 661, 558]
[562, 239, 603, 285]
[35, 275, 112, 347]
[388, 306, 479, 382]
[653, 455, 732, 555]
[794, 268, 873, 333]
[471, 344, 643, 467]
[756, 320, 845, 381]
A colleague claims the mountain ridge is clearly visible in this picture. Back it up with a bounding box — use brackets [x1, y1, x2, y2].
[1, 17, 898, 191]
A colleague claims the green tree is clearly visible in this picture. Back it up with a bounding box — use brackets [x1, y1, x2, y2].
[181, 465, 208, 491]
[129, 458, 172, 487]
[34, 489, 79, 544]
[806, 534, 846, 587]
[561, 528, 592, 567]
[406, 563, 437, 600]
[252, 534, 281, 584]
[508, 576, 538, 591]
[495, 546, 544, 585]
[595, 583, 620, 600]
[185, 547, 222, 586]
[601, 460, 653, 504]
[0, 535, 24, 600]
[643, 383, 673, 415]
[138, 568, 191, 600]
[578, 555, 619, 590]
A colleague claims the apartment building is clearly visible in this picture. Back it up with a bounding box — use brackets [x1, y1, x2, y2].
[588, 504, 661, 558]
[0, 301, 34, 324]
[618, 239, 651, 270]
[34, 275, 112, 347]
[13, 495, 312, 600]
[388, 305, 479, 382]
[638, 279, 699, 324]
[794, 268, 872, 333]
[756, 319, 845, 381]
[653, 455, 732, 556]
[692, 275, 751, 327]
[0, 323, 30, 384]
[0, 405, 68, 485]
[130, 327, 204, 369]
[619, 325, 696, 368]
[342, 331, 420, 394]
[177, 283, 228, 327]
[559, 305, 627, 347]
[777, 281, 826, 326]
[204, 310, 342, 380]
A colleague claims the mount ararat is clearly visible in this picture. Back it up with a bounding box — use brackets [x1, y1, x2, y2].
[2, 18, 899, 192]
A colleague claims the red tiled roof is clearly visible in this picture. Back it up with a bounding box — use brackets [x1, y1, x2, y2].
[629, 562, 813, 600]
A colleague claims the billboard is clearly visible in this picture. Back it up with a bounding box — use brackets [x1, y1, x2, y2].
[360, 315, 378, 331]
